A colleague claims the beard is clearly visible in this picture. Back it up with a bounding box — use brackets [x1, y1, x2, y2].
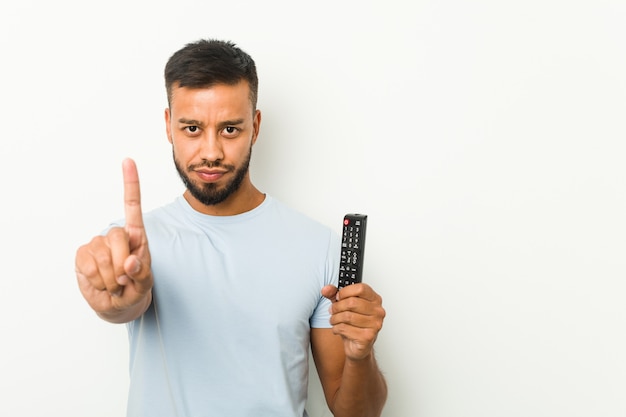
[173, 145, 252, 206]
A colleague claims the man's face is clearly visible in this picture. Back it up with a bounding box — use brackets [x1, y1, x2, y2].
[165, 81, 260, 207]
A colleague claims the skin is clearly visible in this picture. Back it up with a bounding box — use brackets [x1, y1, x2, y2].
[75, 80, 387, 416]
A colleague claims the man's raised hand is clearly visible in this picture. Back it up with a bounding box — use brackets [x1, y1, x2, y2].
[75, 158, 153, 323]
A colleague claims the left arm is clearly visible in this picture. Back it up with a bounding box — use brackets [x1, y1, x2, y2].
[311, 283, 388, 417]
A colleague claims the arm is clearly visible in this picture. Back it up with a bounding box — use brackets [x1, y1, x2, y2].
[312, 284, 388, 417]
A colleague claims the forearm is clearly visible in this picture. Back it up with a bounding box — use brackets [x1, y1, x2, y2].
[96, 291, 152, 324]
[331, 352, 388, 417]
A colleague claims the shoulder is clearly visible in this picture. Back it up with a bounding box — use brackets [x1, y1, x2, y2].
[260, 197, 340, 257]
[266, 196, 333, 234]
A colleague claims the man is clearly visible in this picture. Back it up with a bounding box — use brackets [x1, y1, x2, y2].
[75, 39, 387, 417]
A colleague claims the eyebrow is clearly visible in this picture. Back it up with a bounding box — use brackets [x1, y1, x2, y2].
[178, 118, 246, 128]
[178, 118, 204, 127]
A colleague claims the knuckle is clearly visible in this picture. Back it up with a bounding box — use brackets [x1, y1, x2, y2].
[79, 261, 99, 278]
[93, 249, 112, 266]
[75, 244, 87, 258]
[366, 328, 378, 342]
[89, 234, 105, 245]
[343, 311, 355, 323]
[106, 226, 127, 241]
[345, 297, 359, 310]
[374, 317, 384, 332]
[353, 283, 367, 296]
[331, 323, 344, 336]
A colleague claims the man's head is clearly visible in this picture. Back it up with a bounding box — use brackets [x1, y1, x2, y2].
[164, 39, 258, 112]
[164, 39, 262, 212]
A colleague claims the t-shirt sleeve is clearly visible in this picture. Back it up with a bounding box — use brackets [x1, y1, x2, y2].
[309, 229, 341, 328]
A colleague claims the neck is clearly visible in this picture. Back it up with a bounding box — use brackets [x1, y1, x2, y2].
[184, 181, 265, 216]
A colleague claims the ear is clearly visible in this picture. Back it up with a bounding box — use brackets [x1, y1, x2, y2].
[165, 107, 173, 144]
[251, 109, 262, 145]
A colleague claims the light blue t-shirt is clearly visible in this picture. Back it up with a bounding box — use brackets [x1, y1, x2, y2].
[120, 195, 340, 417]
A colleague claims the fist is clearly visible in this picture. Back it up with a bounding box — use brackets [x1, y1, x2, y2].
[322, 283, 386, 361]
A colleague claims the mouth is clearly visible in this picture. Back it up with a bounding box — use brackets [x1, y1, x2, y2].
[194, 168, 228, 183]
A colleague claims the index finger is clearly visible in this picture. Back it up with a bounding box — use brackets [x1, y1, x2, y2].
[122, 158, 145, 233]
[337, 283, 379, 302]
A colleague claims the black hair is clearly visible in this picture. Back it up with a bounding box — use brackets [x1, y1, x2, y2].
[164, 39, 258, 110]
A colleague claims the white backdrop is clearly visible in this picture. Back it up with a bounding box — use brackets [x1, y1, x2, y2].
[1, 1, 625, 416]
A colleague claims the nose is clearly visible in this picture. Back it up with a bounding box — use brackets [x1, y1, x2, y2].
[199, 131, 224, 163]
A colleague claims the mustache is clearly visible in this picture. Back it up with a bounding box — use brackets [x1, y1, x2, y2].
[187, 160, 235, 171]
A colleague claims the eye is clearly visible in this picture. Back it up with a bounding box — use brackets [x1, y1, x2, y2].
[184, 125, 201, 136]
[221, 126, 240, 138]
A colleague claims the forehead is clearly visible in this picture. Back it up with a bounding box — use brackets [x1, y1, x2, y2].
[170, 81, 253, 112]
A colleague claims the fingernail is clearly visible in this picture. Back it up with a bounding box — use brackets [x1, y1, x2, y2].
[111, 288, 123, 298]
[131, 260, 141, 275]
[116, 275, 129, 285]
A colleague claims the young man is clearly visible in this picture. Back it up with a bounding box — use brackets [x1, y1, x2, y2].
[75, 39, 387, 417]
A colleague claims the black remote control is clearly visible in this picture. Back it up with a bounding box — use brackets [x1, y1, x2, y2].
[338, 213, 367, 288]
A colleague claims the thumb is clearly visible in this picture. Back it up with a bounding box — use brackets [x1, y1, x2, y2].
[321, 285, 339, 302]
[124, 254, 143, 279]
[116, 255, 152, 292]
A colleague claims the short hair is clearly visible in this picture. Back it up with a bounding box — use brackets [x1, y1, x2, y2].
[164, 39, 258, 110]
